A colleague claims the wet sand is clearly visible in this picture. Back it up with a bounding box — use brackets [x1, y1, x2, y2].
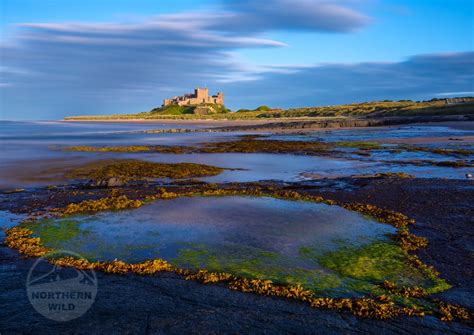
[0, 156, 100, 188]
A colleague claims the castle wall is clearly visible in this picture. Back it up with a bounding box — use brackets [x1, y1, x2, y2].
[163, 88, 224, 106]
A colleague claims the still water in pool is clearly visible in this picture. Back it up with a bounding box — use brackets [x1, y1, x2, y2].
[30, 196, 394, 262]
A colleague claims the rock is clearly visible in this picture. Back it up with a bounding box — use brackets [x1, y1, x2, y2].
[94, 179, 106, 187]
[106, 177, 125, 187]
[193, 105, 217, 115]
[91, 177, 125, 187]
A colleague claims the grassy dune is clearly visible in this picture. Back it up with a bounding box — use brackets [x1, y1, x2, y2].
[64, 98, 474, 120]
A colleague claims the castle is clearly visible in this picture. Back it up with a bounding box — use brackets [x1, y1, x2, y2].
[162, 88, 224, 107]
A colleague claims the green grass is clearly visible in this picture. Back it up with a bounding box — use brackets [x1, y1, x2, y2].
[236, 105, 272, 113]
[148, 103, 230, 115]
[149, 104, 195, 115]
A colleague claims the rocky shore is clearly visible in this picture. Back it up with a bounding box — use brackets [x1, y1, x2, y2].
[1, 177, 473, 334]
[213, 115, 473, 132]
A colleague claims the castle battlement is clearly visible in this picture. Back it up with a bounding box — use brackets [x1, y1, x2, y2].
[163, 88, 224, 107]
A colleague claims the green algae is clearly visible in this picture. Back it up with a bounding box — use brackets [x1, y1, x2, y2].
[26, 218, 161, 262]
[314, 242, 406, 281]
[284, 268, 342, 293]
[170, 240, 451, 298]
[171, 243, 343, 293]
[172, 244, 279, 275]
[24, 218, 89, 245]
[302, 240, 451, 296]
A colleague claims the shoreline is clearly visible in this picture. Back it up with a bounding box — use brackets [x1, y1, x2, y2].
[62, 115, 474, 132]
[61, 117, 329, 127]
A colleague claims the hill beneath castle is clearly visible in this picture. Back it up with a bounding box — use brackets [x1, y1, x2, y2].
[147, 103, 230, 116]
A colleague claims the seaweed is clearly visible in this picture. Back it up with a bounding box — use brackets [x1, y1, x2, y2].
[200, 139, 331, 155]
[63, 138, 332, 155]
[335, 141, 381, 149]
[437, 301, 470, 321]
[395, 145, 474, 157]
[56, 191, 143, 215]
[65, 159, 225, 181]
[65, 145, 189, 154]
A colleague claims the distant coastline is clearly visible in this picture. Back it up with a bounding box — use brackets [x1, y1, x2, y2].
[63, 98, 474, 132]
[64, 98, 474, 122]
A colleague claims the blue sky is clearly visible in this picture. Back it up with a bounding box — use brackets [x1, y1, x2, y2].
[0, 0, 473, 119]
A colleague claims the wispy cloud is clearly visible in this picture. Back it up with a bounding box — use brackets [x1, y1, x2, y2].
[219, 0, 370, 32]
[435, 91, 474, 96]
[0, 1, 372, 118]
[0, 1, 472, 119]
[222, 52, 474, 108]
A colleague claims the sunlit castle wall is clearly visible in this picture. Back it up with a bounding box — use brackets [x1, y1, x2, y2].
[162, 88, 224, 106]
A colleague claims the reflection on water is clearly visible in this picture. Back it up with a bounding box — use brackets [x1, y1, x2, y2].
[0, 121, 473, 187]
[30, 196, 395, 264]
[136, 153, 371, 183]
[0, 211, 25, 239]
[0, 120, 242, 162]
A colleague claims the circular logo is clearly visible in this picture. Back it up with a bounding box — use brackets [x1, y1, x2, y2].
[26, 250, 98, 322]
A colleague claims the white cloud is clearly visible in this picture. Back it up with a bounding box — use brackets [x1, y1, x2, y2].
[435, 91, 474, 96]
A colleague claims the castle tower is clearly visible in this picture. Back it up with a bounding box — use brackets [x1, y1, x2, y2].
[195, 88, 209, 103]
[215, 92, 224, 105]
